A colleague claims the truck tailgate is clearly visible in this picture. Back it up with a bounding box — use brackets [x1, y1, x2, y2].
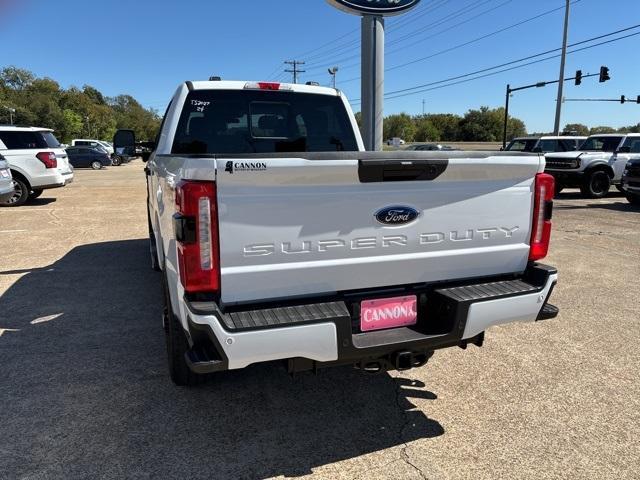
[215, 152, 541, 304]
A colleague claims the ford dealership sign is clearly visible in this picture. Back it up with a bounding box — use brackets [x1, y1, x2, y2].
[327, 0, 421, 16]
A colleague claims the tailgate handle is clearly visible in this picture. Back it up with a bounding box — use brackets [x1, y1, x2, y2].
[358, 160, 448, 183]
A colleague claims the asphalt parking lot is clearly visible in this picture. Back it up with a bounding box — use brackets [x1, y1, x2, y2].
[1, 162, 639, 480]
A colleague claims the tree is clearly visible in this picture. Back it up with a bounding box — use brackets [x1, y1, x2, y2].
[0, 66, 34, 90]
[562, 123, 589, 136]
[83, 85, 106, 105]
[414, 117, 439, 142]
[424, 114, 461, 141]
[0, 67, 160, 143]
[61, 109, 84, 140]
[383, 113, 416, 141]
[590, 126, 617, 135]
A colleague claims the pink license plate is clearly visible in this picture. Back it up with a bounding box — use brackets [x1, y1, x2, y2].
[360, 295, 418, 332]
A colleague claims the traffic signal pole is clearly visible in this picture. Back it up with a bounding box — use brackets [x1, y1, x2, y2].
[502, 71, 602, 149]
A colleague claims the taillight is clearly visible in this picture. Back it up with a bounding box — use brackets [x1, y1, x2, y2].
[174, 181, 220, 294]
[36, 152, 57, 169]
[529, 173, 555, 261]
[244, 82, 292, 91]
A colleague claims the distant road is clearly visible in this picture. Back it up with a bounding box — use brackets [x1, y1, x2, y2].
[386, 141, 503, 151]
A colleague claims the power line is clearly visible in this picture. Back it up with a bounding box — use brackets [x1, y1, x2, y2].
[300, 0, 452, 66]
[304, 0, 498, 72]
[339, 1, 581, 84]
[349, 26, 640, 104]
[383, 30, 640, 101]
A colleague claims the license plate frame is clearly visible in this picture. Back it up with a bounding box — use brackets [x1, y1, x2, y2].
[360, 295, 418, 332]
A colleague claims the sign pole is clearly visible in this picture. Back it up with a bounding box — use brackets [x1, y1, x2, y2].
[361, 15, 384, 151]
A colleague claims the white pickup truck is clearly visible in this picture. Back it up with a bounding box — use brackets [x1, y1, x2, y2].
[114, 80, 559, 386]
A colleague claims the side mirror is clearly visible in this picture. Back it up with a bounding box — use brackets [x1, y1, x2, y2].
[138, 141, 157, 163]
[499, 147, 504, 151]
[618, 146, 631, 153]
[113, 129, 136, 159]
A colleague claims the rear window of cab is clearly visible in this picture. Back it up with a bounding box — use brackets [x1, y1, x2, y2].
[172, 90, 359, 154]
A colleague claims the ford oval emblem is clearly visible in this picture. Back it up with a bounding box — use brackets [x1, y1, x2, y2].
[326, 0, 421, 17]
[375, 206, 420, 226]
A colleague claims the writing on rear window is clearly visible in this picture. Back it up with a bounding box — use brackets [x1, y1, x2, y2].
[172, 90, 358, 154]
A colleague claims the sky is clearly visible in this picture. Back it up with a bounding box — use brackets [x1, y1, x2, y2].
[0, 0, 639, 133]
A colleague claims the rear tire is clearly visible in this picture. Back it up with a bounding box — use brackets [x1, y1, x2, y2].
[626, 194, 640, 206]
[1, 177, 29, 207]
[29, 189, 44, 200]
[112, 156, 122, 166]
[91, 161, 102, 170]
[162, 272, 203, 386]
[580, 170, 611, 199]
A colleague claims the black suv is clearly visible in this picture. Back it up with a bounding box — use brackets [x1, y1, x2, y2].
[622, 159, 640, 205]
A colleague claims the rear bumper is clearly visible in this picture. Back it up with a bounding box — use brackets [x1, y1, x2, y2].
[184, 263, 558, 373]
[31, 172, 73, 190]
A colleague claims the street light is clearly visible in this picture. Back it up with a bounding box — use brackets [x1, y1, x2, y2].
[4, 106, 16, 125]
[328, 67, 339, 89]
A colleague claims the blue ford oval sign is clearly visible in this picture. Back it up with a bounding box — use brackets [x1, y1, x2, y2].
[375, 206, 420, 226]
[327, 0, 421, 17]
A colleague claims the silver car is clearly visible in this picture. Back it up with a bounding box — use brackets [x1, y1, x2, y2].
[0, 153, 15, 204]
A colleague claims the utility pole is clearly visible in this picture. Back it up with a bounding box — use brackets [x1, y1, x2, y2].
[285, 60, 305, 84]
[422, 99, 426, 115]
[553, 0, 571, 135]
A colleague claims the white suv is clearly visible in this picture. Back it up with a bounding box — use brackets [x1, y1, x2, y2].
[0, 126, 74, 206]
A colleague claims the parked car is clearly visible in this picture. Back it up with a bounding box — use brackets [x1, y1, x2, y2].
[386, 137, 405, 146]
[114, 79, 558, 386]
[71, 139, 114, 155]
[0, 153, 15, 203]
[0, 126, 74, 207]
[545, 133, 640, 198]
[405, 143, 456, 151]
[621, 158, 640, 205]
[505, 136, 586, 153]
[66, 146, 112, 170]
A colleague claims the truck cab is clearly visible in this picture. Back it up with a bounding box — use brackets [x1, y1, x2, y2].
[115, 79, 559, 386]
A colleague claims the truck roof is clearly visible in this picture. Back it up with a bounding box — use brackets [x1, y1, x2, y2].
[512, 135, 586, 141]
[186, 80, 340, 96]
[588, 133, 640, 137]
[0, 125, 54, 132]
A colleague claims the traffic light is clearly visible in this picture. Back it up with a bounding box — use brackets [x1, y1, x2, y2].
[637, 96, 640, 104]
[575, 70, 582, 86]
[621, 95, 626, 104]
[599, 66, 610, 83]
